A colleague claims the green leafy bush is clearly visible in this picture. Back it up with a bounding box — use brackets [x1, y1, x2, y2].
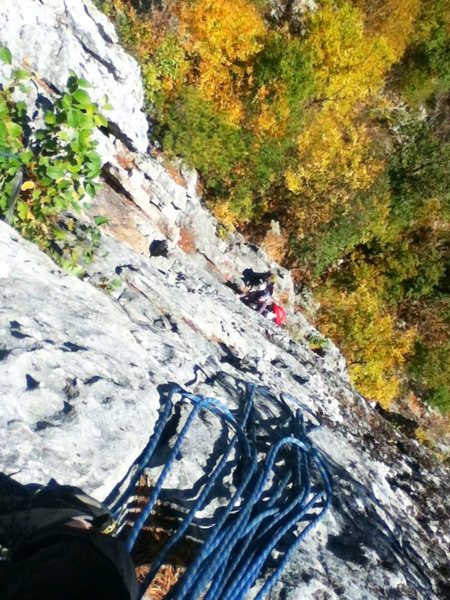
[388, 115, 449, 224]
[394, 0, 450, 105]
[162, 89, 246, 191]
[428, 385, 450, 415]
[0, 49, 106, 272]
[410, 341, 450, 414]
[252, 32, 315, 120]
[291, 181, 390, 278]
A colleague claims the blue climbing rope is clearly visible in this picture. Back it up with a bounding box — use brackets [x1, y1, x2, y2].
[106, 376, 333, 600]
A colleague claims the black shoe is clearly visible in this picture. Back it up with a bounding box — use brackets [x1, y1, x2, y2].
[0, 473, 115, 551]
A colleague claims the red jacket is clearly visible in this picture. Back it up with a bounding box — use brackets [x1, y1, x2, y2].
[272, 304, 286, 326]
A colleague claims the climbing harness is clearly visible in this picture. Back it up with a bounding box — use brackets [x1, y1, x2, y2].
[105, 375, 333, 599]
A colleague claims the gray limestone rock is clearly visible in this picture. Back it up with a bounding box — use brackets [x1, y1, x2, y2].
[1, 209, 449, 598]
[0, 0, 148, 152]
[269, 0, 318, 28]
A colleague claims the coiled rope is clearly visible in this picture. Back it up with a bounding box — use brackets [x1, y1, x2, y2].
[105, 377, 332, 599]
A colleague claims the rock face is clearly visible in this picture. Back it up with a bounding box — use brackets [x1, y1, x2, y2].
[1, 207, 449, 598]
[268, 0, 318, 31]
[1, 2, 449, 598]
[0, 0, 148, 152]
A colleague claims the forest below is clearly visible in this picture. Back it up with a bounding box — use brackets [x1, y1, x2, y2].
[94, 0, 449, 440]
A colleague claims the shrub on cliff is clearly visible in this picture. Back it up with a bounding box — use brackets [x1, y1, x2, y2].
[0, 48, 107, 273]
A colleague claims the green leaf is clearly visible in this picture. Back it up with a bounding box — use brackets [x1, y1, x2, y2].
[85, 182, 97, 198]
[61, 260, 86, 278]
[13, 68, 30, 81]
[54, 195, 68, 211]
[107, 278, 122, 291]
[56, 179, 71, 191]
[87, 165, 101, 179]
[77, 78, 92, 89]
[18, 84, 32, 94]
[53, 227, 67, 240]
[102, 103, 113, 111]
[94, 113, 108, 127]
[86, 150, 101, 164]
[19, 150, 33, 163]
[44, 111, 56, 125]
[62, 94, 73, 110]
[17, 200, 28, 220]
[66, 75, 79, 93]
[77, 128, 92, 149]
[0, 47, 12, 65]
[66, 161, 81, 174]
[94, 215, 109, 226]
[66, 109, 81, 128]
[72, 89, 91, 106]
[84, 113, 98, 128]
[84, 153, 101, 177]
[15, 101, 27, 117]
[69, 197, 82, 213]
[34, 130, 46, 141]
[57, 130, 70, 142]
[7, 122, 22, 138]
[70, 140, 80, 153]
[90, 228, 101, 243]
[45, 165, 65, 180]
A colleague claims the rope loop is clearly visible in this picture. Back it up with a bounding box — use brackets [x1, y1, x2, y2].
[106, 376, 333, 599]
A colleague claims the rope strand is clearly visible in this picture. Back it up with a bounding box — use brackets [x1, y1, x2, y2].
[106, 378, 333, 600]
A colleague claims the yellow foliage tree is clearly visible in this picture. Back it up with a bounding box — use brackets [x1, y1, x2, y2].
[178, 0, 266, 121]
[354, 0, 422, 61]
[285, 109, 383, 229]
[250, 84, 291, 139]
[282, 1, 396, 235]
[306, 0, 393, 108]
[317, 267, 416, 407]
